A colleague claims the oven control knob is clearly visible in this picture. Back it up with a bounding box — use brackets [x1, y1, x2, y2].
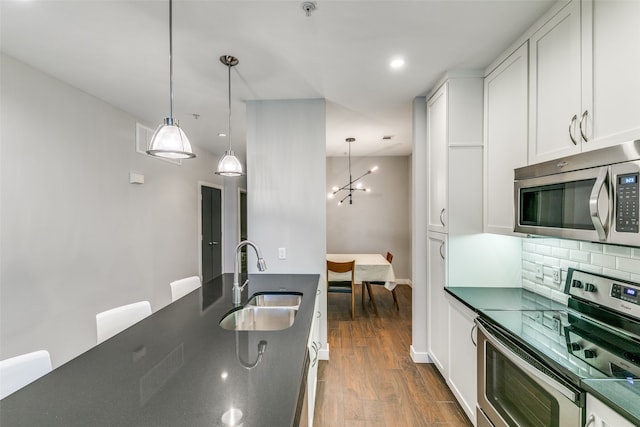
[584, 283, 597, 292]
[584, 349, 597, 359]
[570, 343, 582, 352]
[571, 280, 583, 288]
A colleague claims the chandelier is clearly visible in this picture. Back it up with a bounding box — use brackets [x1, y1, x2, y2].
[328, 138, 378, 205]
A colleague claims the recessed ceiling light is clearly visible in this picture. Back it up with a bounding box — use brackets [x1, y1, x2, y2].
[390, 58, 405, 69]
[218, 132, 227, 137]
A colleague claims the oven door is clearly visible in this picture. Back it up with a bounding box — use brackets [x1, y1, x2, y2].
[514, 166, 611, 242]
[476, 320, 584, 427]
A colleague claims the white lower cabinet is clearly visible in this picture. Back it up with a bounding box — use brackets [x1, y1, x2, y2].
[304, 286, 322, 427]
[586, 394, 635, 427]
[447, 295, 477, 425]
[427, 232, 448, 374]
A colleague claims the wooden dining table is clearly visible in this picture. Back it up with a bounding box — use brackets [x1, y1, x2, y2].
[326, 253, 397, 316]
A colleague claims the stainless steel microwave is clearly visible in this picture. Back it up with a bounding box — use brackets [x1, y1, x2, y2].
[514, 140, 639, 246]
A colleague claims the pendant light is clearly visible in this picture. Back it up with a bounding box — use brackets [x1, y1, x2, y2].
[327, 138, 378, 205]
[146, 0, 196, 160]
[215, 55, 244, 176]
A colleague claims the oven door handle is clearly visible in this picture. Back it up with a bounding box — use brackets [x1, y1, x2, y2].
[477, 322, 580, 402]
[589, 166, 610, 242]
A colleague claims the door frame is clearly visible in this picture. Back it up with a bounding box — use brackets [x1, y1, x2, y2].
[237, 187, 247, 243]
[198, 181, 224, 282]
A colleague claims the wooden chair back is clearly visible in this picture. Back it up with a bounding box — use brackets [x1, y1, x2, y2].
[327, 260, 355, 276]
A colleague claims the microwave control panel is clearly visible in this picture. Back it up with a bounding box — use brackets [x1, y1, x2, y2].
[616, 172, 638, 233]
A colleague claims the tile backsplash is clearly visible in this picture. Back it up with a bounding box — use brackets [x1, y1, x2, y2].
[522, 237, 640, 304]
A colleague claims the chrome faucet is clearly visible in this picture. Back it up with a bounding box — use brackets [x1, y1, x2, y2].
[233, 240, 267, 305]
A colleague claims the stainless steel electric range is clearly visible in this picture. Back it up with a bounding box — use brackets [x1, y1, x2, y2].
[476, 268, 640, 427]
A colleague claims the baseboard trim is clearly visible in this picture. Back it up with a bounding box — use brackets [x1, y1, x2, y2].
[410, 345, 432, 363]
[318, 344, 329, 361]
[396, 278, 412, 287]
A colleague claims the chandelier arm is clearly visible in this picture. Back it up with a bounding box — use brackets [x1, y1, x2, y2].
[351, 170, 372, 184]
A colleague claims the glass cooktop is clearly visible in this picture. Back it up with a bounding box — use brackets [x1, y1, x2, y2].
[480, 308, 640, 385]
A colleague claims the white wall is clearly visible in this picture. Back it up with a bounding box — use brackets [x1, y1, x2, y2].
[326, 155, 411, 281]
[245, 99, 326, 275]
[0, 54, 241, 367]
[245, 98, 327, 351]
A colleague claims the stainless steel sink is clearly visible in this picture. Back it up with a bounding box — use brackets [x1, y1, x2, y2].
[246, 292, 302, 309]
[219, 306, 297, 331]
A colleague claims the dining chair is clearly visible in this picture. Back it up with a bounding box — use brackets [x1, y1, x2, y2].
[96, 301, 152, 344]
[367, 252, 400, 311]
[170, 275, 202, 302]
[326, 260, 356, 320]
[0, 350, 52, 400]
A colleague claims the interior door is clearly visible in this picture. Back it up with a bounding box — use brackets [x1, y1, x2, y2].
[201, 186, 222, 283]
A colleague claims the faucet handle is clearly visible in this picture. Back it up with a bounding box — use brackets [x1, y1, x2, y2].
[240, 279, 249, 291]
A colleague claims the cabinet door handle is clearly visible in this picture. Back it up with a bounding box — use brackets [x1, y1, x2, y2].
[585, 415, 595, 427]
[568, 114, 578, 145]
[311, 342, 319, 367]
[439, 242, 445, 260]
[439, 208, 446, 226]
[471, 324, 477, 347]
[579, 110, 589, 142]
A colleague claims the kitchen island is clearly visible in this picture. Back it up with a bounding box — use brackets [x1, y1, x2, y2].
[0, 273, 320, 427]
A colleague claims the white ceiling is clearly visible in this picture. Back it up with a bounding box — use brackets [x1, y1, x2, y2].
[0, 0, 556, 161]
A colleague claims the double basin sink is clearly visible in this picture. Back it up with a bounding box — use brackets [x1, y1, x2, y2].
[219, 292, 302, 331]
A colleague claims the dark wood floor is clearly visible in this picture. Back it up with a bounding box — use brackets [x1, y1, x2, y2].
[313, 284, 473, 427]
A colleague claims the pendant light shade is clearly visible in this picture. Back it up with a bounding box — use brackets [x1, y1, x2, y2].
[217, 150, 244, 176]
[215, 55, 244, 176]
[146, 0, 196, 160]
[147, 118, 195, 159]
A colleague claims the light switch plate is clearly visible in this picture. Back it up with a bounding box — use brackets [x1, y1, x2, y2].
[552, 267, 561, 284]
[278, 247, 286, 260]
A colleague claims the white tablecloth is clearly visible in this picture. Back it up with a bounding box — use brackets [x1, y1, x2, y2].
[326, 253, 397, 290]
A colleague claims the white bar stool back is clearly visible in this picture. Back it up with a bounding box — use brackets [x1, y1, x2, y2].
[96, 301, 151, 344]
[170, 276, 202, 302]
[0, 350, 52, 399]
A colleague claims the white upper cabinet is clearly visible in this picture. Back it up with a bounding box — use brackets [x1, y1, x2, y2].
[529, 0, 583, 163]
[484, 41, 529, 235]
[586, 0, 640, 147]
[427, 83, 449, 233]
[426, 77, 484, 234]
[528, 0, 640, 164]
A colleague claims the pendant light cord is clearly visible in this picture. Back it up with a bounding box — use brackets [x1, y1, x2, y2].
[227, 61, 232, 151]
[169, 0, 174, 120]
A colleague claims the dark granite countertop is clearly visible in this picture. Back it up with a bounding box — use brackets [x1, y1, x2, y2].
[446, 286, 567, 312]
[0, 273, 320, 427]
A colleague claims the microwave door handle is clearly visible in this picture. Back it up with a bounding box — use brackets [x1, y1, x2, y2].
[589, 167, 610, 242]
